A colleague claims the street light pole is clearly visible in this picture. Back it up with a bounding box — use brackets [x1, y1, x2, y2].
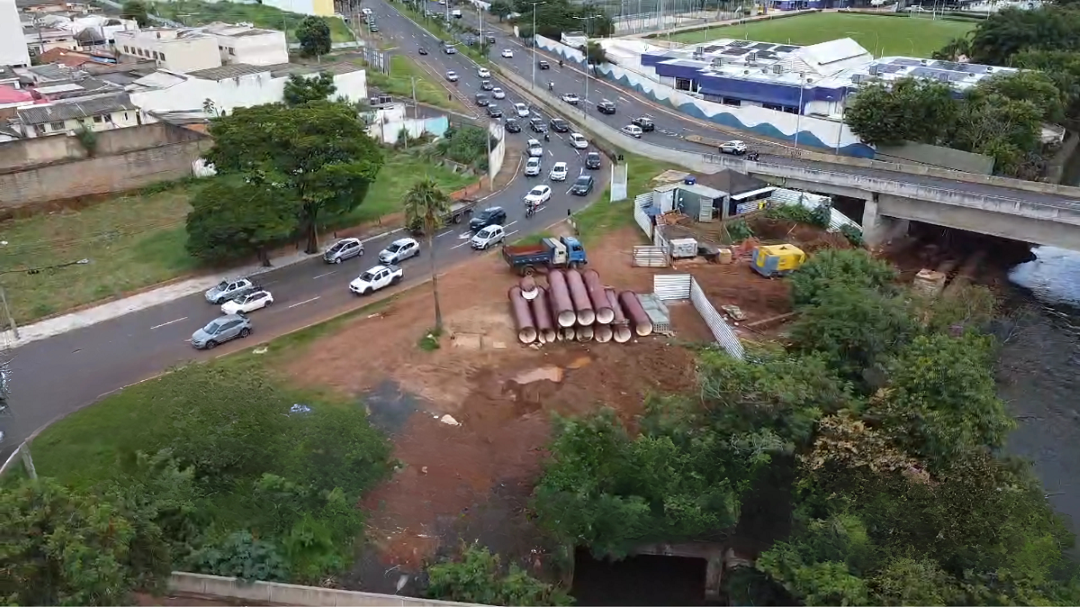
[794, 72, 805, 150]
[573, 13, 603, 116]
[531, 2, 542, 88]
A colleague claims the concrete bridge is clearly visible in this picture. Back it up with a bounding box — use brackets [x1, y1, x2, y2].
[702, 154, 1080, 249]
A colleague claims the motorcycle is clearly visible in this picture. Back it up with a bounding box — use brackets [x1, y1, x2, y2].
[543, 132, 550, 142]
[746, 151, 760, 161]
[548, 81, 554, 91]
[525, 200, 546, 218]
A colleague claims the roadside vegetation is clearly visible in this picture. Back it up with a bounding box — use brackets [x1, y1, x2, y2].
[153, 0, 354, 42]
[365, 55, 468, 113]
[571, 153, 679, 242]
[667, 12, 974, 58]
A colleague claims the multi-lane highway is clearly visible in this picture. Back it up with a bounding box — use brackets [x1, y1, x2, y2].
[1, 11, 610, 453]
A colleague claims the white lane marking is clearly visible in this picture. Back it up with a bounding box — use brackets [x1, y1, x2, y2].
[619, 96, 630, 104]
[288, 296, 321, 309]
[313, 270, 338, 279]
[151, 317, 187, 330]
[458, 231, 472, 239]
[503, 220, 518, 229]
[437, 230, 454, 238]
[504, 230, 518, 240]
[565, 186, 574, 195]
[451, 240, 471, 250]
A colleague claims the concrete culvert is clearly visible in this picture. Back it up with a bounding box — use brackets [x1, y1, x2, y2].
[561, 326, 577, 341]
[594, 324, 613, 343]
[606, 288, 632, 343]
[520, 275, 539, 301]
[547, 270, 577, 328]
[566, 269, 595, 326]
[583, 270, 615, 324]
[619, 291, 653, 337]
[531, 286, 557, 344]
[509, 286, 538, 343]
[577, 324, 594, 342]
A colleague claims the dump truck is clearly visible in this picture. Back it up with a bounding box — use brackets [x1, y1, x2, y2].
[502, 236, 588, 276]
[408, 199, 477, 235]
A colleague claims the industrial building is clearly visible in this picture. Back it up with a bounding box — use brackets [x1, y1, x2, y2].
[605, 36, 1018, 119]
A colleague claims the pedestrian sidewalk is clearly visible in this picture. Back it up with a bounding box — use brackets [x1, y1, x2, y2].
[0, 228, 399, 350]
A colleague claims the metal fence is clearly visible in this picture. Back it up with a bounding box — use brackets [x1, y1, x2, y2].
[633, 192, 654, 239]
[633, 245, 670, 267]
[651, 274, 744, 360]
[653, 273, 692, 301]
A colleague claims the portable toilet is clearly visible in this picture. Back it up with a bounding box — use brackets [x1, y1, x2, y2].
[752, 244, 806, 277]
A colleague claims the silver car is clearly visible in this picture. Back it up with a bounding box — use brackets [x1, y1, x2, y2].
[378, 238, 420, 264]
[323, 237, 365, 264]
[191, 314, 252, 349]
[204, 278, 255, 305]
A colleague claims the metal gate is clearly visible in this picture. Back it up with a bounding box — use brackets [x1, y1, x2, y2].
[634, 192, 654, 239]
[698, 195, 714, 222]
[633, 245, 669, 267]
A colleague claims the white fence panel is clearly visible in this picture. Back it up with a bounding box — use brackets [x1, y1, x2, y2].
[653, 225, 670, 251]
[633, 245, 669, 267]
[611, 162, 629, 202]
[653, 274, 692, 300]
[634, 192, 654, 239]
[690, 278, 745, 360]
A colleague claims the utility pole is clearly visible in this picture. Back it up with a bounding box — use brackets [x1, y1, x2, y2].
[477, 3, 483, 56]
[573, 13, 602, 115]
[794, 72, 805, 150]
[0, 286, 18, 341]
[530, 1, 542, 88]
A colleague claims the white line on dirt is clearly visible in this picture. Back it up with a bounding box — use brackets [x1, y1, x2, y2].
[150, 317, 187, 330]
[288, 296, 321, 309]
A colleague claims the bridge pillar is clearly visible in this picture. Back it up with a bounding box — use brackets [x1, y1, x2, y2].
[862, 194, 908, 248]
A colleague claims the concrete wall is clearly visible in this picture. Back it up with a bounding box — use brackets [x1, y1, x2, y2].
[533, 35, 872, 157]
[875, 141, 995, 175]
[0, 122, 205, 171]
[168, 572, 478, 607]
[0, 123, 211, 208]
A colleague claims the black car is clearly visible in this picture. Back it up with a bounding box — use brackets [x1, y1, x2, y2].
[469, 206, 507, 231]
[369, 24, 380, 32]
[504, 118, 521, 133]
[632, 116, 655, 132]
[475, 93, 490, 107]
[570, 174, 595, 196]
[419, 47, 428, 55]
[538, 59, 550, 69]
[487, 104, 503, 118]
[529, 117, 547, 133]
[480, 80, 494, 91]
[597, 99, 616, 114]
[485, 34, 496, 43]
[549, 118, 569, 133]
[585, 151, 602, 170]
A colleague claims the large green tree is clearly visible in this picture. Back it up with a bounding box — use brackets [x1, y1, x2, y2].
[843, 78, 959, 146]
[789, 248, 896, 308]
[205, 101, 383, 254]
[185, 175, 298, 266]
[283, 72, 338, 107]
[426, 544, 572, 606]
[966, 6, 1080, 66]
[296, 16, 332, 58]
[402, 179, 452, 333]
[120, 0, 151, 27]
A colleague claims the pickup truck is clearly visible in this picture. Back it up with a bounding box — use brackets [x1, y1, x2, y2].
[409, 198, 477, 235]
[502, 236, 588, 276]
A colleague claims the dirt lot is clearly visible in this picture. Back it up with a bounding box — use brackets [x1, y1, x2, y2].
[279, 223, 808, 587]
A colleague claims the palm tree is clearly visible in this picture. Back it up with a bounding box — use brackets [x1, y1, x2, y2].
[402, 179, 452, 333]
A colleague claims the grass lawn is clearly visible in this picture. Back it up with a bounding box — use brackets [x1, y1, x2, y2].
[572, 153, 681, 242]
[365, 55, 469, 113]
[0, 155, 475, 326]
[155, 0, 354, 43]
[668, 12, 975, 58]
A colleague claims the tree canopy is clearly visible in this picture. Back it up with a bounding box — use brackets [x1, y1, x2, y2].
[511, 0, 613, 40]
[185, 175, 297, 266]
[283, 72, 338, 107]
[120, 0, 150, 27]
[296, 16, 332, 57]
[202, 101, 383, 254]
[426, 544, 572, 606]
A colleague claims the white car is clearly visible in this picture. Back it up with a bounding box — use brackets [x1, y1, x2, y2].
[719, 140, 747, 155]
[524, 156, 542, 176]
[524, 184, 552, 206]
[621, 124, 643, 138]
[470, 224, 505, 249]
[446, 70, 458, 82]
[514, 102, 530, 118]
[549, 161, 568, 181]
[378, 237, 420, 264]
[561, 93, 580, 105]
[492, 87, 506, 99]
[569, 132, 588, 149]
[527, 138, 543, 157]
[220, 289, 274, 315]
[477, 67, 491, 78]
[501, 48, 514, 58]
[349, 264, 403, 296]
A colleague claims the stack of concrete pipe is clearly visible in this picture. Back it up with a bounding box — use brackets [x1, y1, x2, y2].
[509, 270, 649, 345]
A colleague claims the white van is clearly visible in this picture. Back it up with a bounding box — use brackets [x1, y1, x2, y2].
[620, 124, 643, 138]
[470, 225, 505, 249]
[452, 8, 462, 17]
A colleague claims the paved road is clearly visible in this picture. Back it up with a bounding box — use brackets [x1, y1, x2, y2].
[398, 1, 1080, 208]
[1, 9, 610, 453]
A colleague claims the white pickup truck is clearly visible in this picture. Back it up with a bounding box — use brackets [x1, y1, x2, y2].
[349, 264, 403, 296]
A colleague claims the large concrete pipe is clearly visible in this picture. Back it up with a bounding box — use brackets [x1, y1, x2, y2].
[583, 270, 615, 324]
[594, 324, 613, 343]
[619, 291, 653, 337]
[547, 270, 576, 328]
[509, 286, 538, 344]
[520, 275, 539, 301]
[577, 324, 594, 342]
[566, 269, 596, 326]
[530, 286, 557, 344]
[560, 326, 576, 341]
[606, 288, 632, 344]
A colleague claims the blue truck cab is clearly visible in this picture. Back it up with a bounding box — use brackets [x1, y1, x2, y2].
[502, 236, 587, 276]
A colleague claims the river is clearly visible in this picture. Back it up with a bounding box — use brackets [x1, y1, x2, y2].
[1002, 246, 1080, 532]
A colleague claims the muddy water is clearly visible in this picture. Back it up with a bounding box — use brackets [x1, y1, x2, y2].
[1002, 247, 1080, 532]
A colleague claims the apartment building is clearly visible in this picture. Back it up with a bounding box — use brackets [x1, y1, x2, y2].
[114, 28, 221, 73]
[202, 22, 288, 66]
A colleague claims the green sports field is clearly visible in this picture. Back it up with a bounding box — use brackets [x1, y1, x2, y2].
[666, 12, 976, 58]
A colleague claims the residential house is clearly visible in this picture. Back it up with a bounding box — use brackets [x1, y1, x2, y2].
[24, 26, 79, 56]
[128, 62, 367, 118]
[200, 22, 289, 67]
[36, 46, 117, 69]
[13, 90, 152, 137]
[114, 28, 221, 73]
